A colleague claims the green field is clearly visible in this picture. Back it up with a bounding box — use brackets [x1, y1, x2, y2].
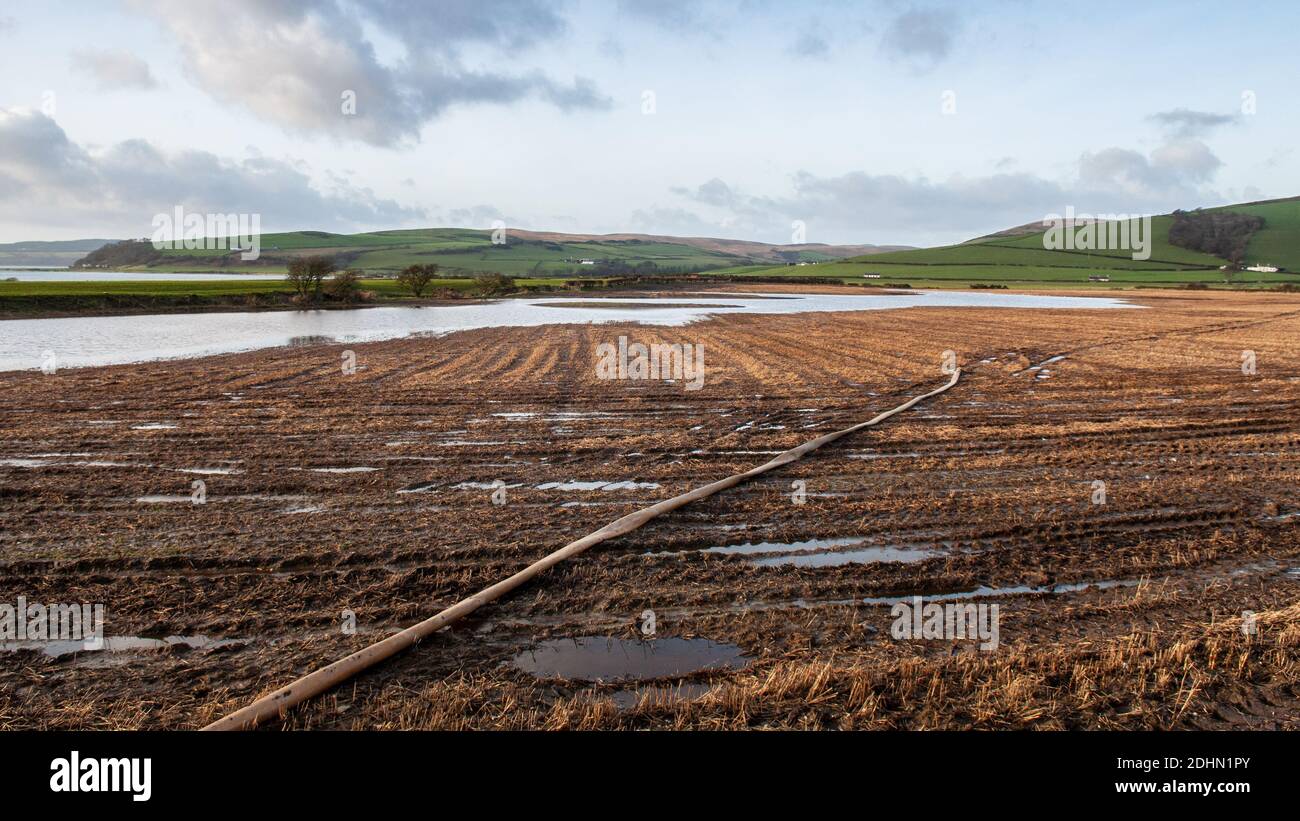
[0, 275, 594, 315]
[79, 228, 767, 276]
[52, 195, 1300, 291]
[705, 197, 1300, 289]
[1206, 197, 1300, 271]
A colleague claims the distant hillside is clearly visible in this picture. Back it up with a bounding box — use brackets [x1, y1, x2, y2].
[505, 230, 910, 262]
[700, 196, 1300, 288]
[0, 238, 116, 268]
[71, 228, 906, 275]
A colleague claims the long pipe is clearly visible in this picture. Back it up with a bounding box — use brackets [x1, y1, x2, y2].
[203, 368, 961, 730]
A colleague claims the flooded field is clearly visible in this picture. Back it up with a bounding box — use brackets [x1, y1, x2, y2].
[0, 270, 285, 281]
[0, 290, 1133, 371]
[0, 286, 1297, 730]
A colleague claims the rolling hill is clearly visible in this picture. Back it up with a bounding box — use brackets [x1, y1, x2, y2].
[706, 196, 1300, 288]
[70, 228, 907, 276]
[0, 239, 116, 268]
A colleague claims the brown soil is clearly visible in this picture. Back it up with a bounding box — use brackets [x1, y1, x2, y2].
[1, 288, 1297, 730]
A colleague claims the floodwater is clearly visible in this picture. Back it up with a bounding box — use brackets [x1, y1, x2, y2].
[0, 291, 1136, 372]
[653, 537, 946, 567]
[1, 634, 243, 657]
[1, 270, 283, 281]
[512, 636, 749, 682]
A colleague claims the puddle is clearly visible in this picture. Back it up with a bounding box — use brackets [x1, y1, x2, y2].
[130, 423, 178, 430]
[135, 494, 194, 504]
[2, 635, 245, 658]
[295, 466, 379, 474]
[861, 578, 1139, 605]
[655, 537, 945, 568]
[176, 467, 242, 475]
[513, 636, 748, 682]
[753, 545, 944, 568]
[398, 481, 439, 494]
[1, 457, 135, 468]
[693, 537, 866, 557]
[282, 504, 326, 514]
[536, 480, 660, 491]
[847, 451, 923, 460]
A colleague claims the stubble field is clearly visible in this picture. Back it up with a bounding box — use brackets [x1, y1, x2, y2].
[1, 286, 1297, 730]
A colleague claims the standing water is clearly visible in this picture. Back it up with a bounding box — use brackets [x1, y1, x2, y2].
[0, 291, 1136, 372]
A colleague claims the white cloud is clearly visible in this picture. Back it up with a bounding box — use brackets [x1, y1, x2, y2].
[70, 49, 158, 90]
[132, 0, 611, 147]
[881, 8, 959, 68]
[666, 136, 1231, 245]
[0, 109, 424, 237]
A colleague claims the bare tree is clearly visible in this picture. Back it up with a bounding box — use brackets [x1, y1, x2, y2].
[397, 263, 438, 297]
[325, 269, 363, 302]
[286, 256, 336, 301]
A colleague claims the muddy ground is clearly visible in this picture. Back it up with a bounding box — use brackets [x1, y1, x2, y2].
[1, 287, 1297, 729]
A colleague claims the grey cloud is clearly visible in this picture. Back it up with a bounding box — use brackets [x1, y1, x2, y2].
[445, 204, 511, 228]
[669, 138, 1229, 245]
[789, 29, 832, 60]
[353, 0, 566, 53]
[0, 109, 424, 237]
[70, 49, 158, 90]
[133, 0, 610, 147]
[628, 206, 725, 237]
[616, 0, 702, 31]
[1080, 138, 1222, 194]
[881, 8, 958, 67]
[1148, 108, 1238, 138]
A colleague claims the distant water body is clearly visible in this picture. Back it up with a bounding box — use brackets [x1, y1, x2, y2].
[0, 291, 1137, 372]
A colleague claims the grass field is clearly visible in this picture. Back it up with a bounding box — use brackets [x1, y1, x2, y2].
[83, 228, 771, 276]
[705, 197, 1300, 289]
[0, 275, 593, 315]
[52, 196, 1300, 291]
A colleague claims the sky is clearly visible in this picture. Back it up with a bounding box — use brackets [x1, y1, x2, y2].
[0, 0, 1296, 247]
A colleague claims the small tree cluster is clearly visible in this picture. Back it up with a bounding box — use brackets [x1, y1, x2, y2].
[397, 263, 439, 297]
[473, 272, 515, 295]
[286, 256, 337, 301]
[325, 269, 365, 302]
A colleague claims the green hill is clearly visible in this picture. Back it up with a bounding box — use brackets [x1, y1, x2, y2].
[71, 228, 892, 276]
[1206, 196, 1300, 271]
[705, 197, 1299, 289]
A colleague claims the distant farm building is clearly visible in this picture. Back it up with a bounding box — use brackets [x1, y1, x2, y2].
[1088, 275, 1110, 282]
[862, 273, 881, 279]
[1246, 264, 1280, 273]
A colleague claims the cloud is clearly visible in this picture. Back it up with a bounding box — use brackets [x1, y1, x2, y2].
[628, 206, 727, 237]
[1148, 108, 1237, 138]
[132, 0, 611, 147]
[881, 8, 958, 67]
[615, 0, 702, 31]
[445, 204, 511, 227]
[1080, 139, 1222, 194]
[70, 49, 158, 90]
[0, 108, 424, 238]
[788, 29, 831, 60]
[666, 137, 1230, 245]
